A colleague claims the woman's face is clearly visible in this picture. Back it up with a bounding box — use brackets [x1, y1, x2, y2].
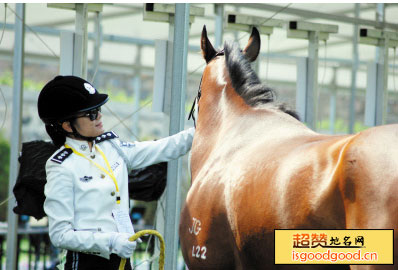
[72, 109, 104, 138]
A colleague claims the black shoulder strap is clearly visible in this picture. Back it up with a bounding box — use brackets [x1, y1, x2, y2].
[50, 148, 73, 164]
[94, 131, 119, 144]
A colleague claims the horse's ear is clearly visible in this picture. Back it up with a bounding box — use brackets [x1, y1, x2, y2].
[243, 27, 261, 62]
[201, 25, 217, 64]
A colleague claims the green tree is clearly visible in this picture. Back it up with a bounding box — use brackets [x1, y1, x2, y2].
[0, 134, 10, 221]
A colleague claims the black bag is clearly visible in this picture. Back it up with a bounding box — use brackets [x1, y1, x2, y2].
[128, 162, 167, 202]
[13, 140, 57, 220]
[13, 140, 168, 220]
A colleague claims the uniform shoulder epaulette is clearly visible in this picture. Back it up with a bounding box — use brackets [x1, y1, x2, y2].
[50, 148, 73, 164]
[95, 131, 119, 144]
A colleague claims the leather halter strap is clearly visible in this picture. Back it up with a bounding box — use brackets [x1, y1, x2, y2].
[188, 50, 225, 127]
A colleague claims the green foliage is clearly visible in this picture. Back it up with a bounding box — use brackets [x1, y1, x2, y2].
[0, 133, 10, 221]
[318, 119, 369, 134]
[0, 71, 13, 86]
[353, 122, 369, 133]
[0, 71, 46, 91]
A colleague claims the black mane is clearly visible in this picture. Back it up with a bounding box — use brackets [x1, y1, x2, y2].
[224, 41, 299, 120]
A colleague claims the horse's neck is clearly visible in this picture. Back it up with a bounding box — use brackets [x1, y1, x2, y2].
[191, 82, 312, 180]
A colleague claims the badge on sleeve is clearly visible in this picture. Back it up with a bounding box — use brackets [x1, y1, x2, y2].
[120, 141, 135, 148]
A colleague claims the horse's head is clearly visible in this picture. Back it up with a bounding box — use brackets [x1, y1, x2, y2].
[193, 25, 277, 124]
[201, 25, 260, 64]
[193, 25, 299, 124]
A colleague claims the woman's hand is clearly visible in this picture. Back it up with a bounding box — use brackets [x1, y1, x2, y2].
[109, 233, 137, 258]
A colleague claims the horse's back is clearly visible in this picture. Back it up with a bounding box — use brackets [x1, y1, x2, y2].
[342, 125, 398, 269]
[181, 121, 398, 269]
[343, 124, 398, 228]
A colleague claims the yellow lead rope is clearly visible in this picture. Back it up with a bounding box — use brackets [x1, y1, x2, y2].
[64, 144, 121, 204]
[119, 230, 165, 270]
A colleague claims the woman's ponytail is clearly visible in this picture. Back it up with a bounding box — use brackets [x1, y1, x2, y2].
[45, 124, 66, 148]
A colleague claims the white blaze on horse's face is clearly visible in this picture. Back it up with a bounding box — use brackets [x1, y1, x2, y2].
[215, 58, 227, 87]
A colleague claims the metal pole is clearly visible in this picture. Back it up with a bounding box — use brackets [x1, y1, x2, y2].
[349, 4, 360, 133]
[162, 15, 176, 116]
[132, 76, 141, 138]
[6, 3, 25, 270]
[164, 4, 190, 270]
[214, 4, 224, 49]
[296, 57, 308, 122]
[306, 31, 319, 130]
[364, 3, 388, 126]
[133, 45, 142, 138]
[330, 67, 338, 134]
[153, 15, 176, 270]
[233, 6, 240, 42]
[92, 11, 102, 86]
[75, 3, 88, 79]
[375, 3, 388, 125]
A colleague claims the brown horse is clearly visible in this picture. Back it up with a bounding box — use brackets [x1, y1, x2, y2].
[179, 26, 398, 270]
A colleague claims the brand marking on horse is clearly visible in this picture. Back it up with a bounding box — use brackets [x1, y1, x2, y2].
[188, 217, 202, 235]
[192, 245, 207, 260]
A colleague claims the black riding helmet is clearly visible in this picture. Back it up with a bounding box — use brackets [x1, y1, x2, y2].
[38, 75, 108, 145]
[38, 75, 108, 123]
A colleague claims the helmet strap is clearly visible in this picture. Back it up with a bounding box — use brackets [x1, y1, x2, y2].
[69, 121, 97, 142]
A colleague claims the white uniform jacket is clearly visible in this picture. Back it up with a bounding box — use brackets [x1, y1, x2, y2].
[44, 127, 194, 259]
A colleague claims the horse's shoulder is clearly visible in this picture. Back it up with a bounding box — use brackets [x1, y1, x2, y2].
[343, 125, 398, 179]
[347, 124, 398, 154]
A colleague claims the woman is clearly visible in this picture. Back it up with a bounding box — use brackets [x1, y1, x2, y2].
[38, 75, 194, 270]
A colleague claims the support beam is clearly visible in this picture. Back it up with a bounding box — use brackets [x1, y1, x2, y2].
[92, 11, 102, 86]
[307, 31, 319, 129]
[75, 4, 89, 79]
[329, 67, 338, 134]
[47, 3, 102, 12]
[289, 21, 339, 130]
[49, 3, 102, 79]
[152, 40, 168, 113]
[288, 21, 338, 41]
[214, 4, 224, 49]
[6, 4, 25, 270]
[164, 5, 190, 270]
[231, 3, 398, 30]
[132, 45, 142, 138]
[59, 31, 84, 76]
[361, 6, 397, 126]
[36, 8, 140, 28]
[349, 4, 360, 133]
[143, 3, 203, 23]
[295, 43, 319, 130]
[226, 12, 284, 34]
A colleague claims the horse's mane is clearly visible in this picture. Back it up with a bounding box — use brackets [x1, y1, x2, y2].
[224, 41, 300, 120]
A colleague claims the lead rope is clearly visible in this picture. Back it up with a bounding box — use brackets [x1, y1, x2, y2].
[119, 230, 165, 270]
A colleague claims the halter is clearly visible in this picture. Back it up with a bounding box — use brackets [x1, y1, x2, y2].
[188, 50, 224, 127]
